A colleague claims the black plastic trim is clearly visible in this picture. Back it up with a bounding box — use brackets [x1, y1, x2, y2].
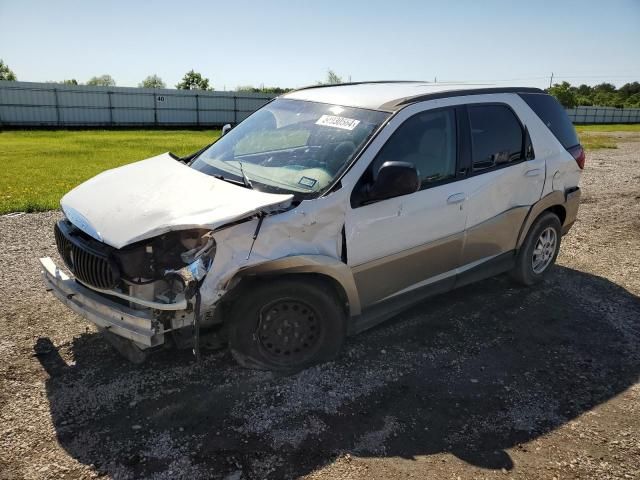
[389, 87, 545, 110]
[457, 105, 472, 175]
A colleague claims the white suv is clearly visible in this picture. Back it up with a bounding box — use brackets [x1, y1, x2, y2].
[41, 82, 583, 370]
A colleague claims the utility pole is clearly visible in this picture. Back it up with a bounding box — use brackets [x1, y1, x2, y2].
[549, 72, 554, 88]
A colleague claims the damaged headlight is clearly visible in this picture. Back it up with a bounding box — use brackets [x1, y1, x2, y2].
[114, 229, 215, 286]
[164, 231, 216, 299]
[179, 230, 215, 264]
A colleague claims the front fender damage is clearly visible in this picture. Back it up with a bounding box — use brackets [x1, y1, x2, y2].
[199, 195, 349, 314]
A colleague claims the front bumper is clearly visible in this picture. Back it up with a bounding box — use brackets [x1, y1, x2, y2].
[40, 257, 164, 348]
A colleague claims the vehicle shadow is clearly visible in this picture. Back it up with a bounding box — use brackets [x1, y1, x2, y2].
[35, 265, 640, 479]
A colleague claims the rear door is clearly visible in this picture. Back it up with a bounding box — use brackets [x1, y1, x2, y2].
[459, 102, 545, 267]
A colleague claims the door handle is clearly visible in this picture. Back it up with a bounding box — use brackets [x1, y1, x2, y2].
[525, 168, 542, 177]
[447, 193, 466, 204]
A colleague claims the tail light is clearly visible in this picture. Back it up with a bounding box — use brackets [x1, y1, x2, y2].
[568, 144, 585, 170]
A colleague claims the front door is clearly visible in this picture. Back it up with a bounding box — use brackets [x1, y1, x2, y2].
[345, 107, 469, 307]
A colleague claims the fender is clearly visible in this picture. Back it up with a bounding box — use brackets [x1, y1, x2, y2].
[516, 188, 581, 248]
[230, 254, 362, 315]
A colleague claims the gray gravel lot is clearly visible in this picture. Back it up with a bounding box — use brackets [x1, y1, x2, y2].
[1, 140, 639, 479]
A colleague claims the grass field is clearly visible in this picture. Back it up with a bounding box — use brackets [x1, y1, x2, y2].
[577, 124, 640, 150]
[1, 125, 638, 214]
[0, 130, 219, 214]
[576, 124, 640, 133]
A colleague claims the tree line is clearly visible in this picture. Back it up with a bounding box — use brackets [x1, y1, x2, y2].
[7, 58, 636, 108]
[548, 81, 640, 109]
[0, 59, 346, 93]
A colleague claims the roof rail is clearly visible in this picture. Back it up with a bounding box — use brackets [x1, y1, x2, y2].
[384, 86, 547, 109]
[292, 80, 431, 92]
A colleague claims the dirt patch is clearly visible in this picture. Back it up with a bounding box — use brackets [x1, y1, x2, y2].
[1, 141, 639, 479]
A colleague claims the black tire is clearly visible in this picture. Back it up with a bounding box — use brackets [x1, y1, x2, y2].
[511, 211, 562, 286]
[227, 278, 347, 372]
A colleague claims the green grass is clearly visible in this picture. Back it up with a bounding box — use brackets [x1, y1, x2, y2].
[579, 135, 619, 150]
[576, 124, 640, 150]
[0, 130, 219, 214]
[576, 124, 640, 133]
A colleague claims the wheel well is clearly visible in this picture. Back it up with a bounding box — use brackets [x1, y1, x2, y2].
[545, 204, 566, 225]
[517, 201, 567, 250]
[220, 272, 350, 316]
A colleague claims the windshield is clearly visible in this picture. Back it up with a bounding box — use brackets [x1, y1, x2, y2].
[191, 98, 389, 198]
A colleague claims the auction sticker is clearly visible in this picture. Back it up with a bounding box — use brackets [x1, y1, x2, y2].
[298, 176, 318, 188]
[316, 115, 360, 130]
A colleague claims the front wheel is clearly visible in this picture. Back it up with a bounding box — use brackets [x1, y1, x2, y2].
[227, 278, 347, 372]
[511, 212, 562, 286]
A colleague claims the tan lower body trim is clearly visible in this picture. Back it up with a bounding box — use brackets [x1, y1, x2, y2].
[461, 206, 529, 266]
[352, 232, 463, 308]
[352, 206, 530, 308]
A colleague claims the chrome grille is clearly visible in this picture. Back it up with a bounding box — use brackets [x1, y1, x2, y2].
[54, 222, 119, 290]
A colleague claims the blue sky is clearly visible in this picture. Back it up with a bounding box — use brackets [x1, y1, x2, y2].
[1, 0, 639, 90]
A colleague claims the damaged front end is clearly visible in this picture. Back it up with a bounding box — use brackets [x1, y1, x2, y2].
[41, 218, 218, 360]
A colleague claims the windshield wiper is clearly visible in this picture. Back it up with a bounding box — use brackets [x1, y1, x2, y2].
[212, 174, 245, 187]
[237, 160, 253, 189]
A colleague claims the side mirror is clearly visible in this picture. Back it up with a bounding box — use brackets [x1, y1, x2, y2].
[366, 161, 420, 202]
[221, 123, 233, 137]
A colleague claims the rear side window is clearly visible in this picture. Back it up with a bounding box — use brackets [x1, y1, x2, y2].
[468, 105, 523, 171]
[519, 93, 579, 148]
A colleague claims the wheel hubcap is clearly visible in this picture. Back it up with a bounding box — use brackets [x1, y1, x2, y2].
[532, 226, 557, 274]
[257, 299, 322, 363]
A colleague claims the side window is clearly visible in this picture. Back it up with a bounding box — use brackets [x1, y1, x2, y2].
[373, 109, 457, 187]
[468, 105, 523, 171]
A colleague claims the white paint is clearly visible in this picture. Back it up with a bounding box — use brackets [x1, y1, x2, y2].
[199, 192, 347, 306]
[345, 181, 466, 267]
[60, 153, 293, 249]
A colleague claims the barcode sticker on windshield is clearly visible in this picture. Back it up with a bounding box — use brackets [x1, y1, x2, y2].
[298, 176, 317, 188]
[315, 115, 360, 131]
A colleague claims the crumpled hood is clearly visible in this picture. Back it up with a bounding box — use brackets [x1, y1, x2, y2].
[60, 153, 293, 249]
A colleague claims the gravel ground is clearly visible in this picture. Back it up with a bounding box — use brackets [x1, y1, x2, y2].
[1, 139, 639, 479]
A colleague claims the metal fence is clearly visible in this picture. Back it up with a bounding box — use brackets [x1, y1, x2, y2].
[565, 106, 640, 124]
[1, 81, 639, 127]
[0, 81, 275, 127]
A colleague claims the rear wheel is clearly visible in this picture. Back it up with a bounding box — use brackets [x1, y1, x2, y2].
[227, 278, 346, 372]
[511, 212, 562, 285]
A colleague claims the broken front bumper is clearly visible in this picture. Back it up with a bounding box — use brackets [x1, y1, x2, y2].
[40, 257, 164, 348]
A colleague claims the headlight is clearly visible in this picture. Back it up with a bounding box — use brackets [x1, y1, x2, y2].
[115, 229, 215, 284]
[179, 231, 216, 264]
[164, 257, 211, 299]
[164, 231, 216, 299]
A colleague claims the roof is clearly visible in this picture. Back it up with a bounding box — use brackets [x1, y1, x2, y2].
[283, 81, 545, 111]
